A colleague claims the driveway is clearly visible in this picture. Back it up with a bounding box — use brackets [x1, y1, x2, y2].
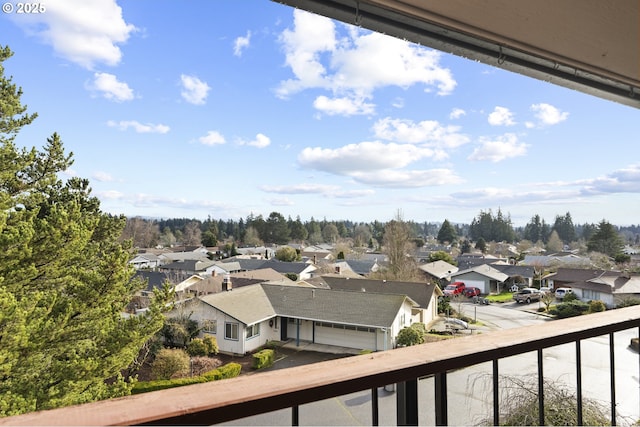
[263, 341, 358, 371]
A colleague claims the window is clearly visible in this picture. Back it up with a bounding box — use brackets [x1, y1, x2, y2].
[225, 322, 239, 341]
[246, 323, 260, 340]
[201, 319, 217, 334]
[583, 289, 600, 300]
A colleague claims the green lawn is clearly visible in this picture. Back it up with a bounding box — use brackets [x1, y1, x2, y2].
[485, 293, 514, 303]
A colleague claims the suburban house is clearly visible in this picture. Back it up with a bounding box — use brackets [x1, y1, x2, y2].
[158, 259, 218, 276]
[235, 246, 276, 259]
[450, 264, 509, 294]
[321, 276, 442, 326]
[418, 260, 459, 286]
[222, 258, 318, 281]
[171, 282, 419, 355]
[519, 253, 591, 269]
[129, 253, 161, 270]
[542, 267, 640, 307]
[300, 244, 334, 263]
[330, 259, 380, 276]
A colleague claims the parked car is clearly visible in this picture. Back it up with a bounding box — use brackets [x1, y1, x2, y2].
[555, 287, 573, 299]
[539, 286, 553, 295]
[513, 287, 542, 304]
[463, 287, 481, 298]
[443, 281, 466, 296]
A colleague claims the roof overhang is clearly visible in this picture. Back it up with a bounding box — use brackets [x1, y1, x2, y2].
[274, 0, 640, 109]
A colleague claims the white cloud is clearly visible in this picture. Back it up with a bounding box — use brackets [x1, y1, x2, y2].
[92, 171, 114, 182]
[233, 31, 251, 57]
[238, 133, 271, 148]
[98, 190, 124, 200]
[488, 106, 516, 126]
[372, 117, 469, 149]
[107, 120, 170, 134]
[298, 141, 435, 174]
[350, 169, 464, 188]
[277, 9, 455, 115]
[11, 0, 136, 69]
[180, 74, 210, 105]
[531, 103, 569, 125]
[267, 197, 295, 206]
[87, 72, 134, 102]
[261, 184, 339, 194]
[198, 131, 226, 146]
[313, 95, 375, 116]
[580, 164, 640, 194]
[449, 108, 466, 119]
[468, 133, 529, 162]
[260, 184, 375, 198]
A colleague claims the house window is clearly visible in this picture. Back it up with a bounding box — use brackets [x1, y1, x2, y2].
[246, 323, 260, 340]
[583, 289, 600, 300]
[201, 319, 217, 334]
[225, 322, 239, 341]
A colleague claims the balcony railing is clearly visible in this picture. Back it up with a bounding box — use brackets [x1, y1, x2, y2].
[1, 306, 639, 426]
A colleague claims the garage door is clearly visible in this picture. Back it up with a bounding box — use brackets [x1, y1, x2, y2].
[315, 322, 376, 351]
[463, 280, 487, 293]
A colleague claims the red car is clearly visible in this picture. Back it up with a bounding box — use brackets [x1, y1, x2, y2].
[463, 287, 481, 297]
[443, 281, 466, 296]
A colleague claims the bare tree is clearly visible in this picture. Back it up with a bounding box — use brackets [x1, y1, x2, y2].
[182, 221, 203, 246]
[382, 210, 419, 281]
[121, 217, 160, 248]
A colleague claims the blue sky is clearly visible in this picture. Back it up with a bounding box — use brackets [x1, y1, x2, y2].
[3, 0, 639, 227]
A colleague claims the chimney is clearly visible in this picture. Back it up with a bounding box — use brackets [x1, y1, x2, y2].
[222, 274, 232, 291]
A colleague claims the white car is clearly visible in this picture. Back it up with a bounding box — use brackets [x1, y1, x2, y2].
[555, 287, 573, 299]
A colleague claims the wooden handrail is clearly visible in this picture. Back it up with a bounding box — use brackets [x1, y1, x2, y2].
[2, 306, 638, 426]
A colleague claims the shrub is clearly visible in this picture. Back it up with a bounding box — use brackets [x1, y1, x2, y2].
[218, 362, 242, 378]
[616, 297, 640, 308]
[133, 362, 242, 394]
[588, 300, 606, 313]
[396, 326, 424, 347]
[252, 349, 275, 369]
[438, 296, 451, 314]
[555, 301, 589, 318]
[151, 348, 190, 380]
[187, 338, 208, 357]
[563, 292, 578, 302]
[190, 356, 222, 376]
[203, 335, 219, 355]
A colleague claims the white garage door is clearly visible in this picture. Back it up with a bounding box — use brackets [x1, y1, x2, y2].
[315, 322, 376, 351]
[463, 280, 487, 293]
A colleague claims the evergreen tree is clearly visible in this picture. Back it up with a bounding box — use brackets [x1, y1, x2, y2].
[264, 211, 290, 244]
[523, 214, 550, 243]
[289, 216, 308, 242]
[437, 219, 457, 243]
[552, 212, 576, 243]
[0, 46, 170, 416]
[587, 220, 624, 257]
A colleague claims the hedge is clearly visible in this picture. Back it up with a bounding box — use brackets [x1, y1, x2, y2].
[252, 349, 275, 369]
[132, 362, 242, 394]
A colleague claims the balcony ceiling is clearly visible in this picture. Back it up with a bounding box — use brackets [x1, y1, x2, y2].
[274, 0, 640, 109]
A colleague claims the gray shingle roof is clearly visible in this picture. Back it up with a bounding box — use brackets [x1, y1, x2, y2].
[322, 276, 437, 309]
[262, 284, 414, 328]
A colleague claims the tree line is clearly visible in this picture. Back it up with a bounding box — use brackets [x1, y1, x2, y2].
[122, 208, 638, 257]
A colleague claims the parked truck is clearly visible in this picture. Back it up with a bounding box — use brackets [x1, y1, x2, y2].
[513, 287, 541, 304]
